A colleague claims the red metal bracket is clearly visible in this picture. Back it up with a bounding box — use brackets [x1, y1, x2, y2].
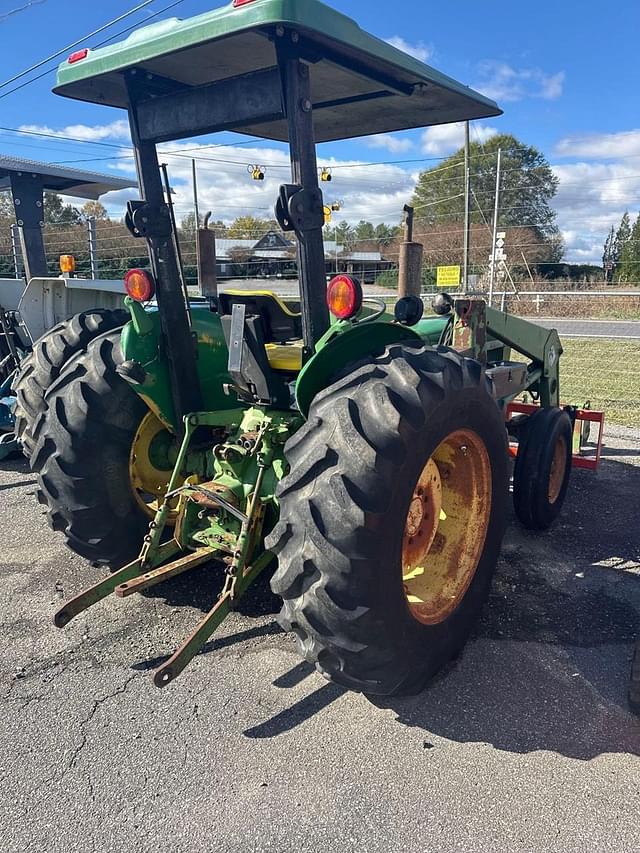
[506, 402, 605, 471]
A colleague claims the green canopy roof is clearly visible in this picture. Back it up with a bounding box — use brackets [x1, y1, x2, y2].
[54, 0, 501, 144]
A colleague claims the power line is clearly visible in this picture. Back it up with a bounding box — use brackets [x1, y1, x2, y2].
[0, 0, 159, 92]
[0, 0, 188, 101]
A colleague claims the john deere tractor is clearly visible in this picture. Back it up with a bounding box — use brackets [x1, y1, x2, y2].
[27, 0, 580, 693]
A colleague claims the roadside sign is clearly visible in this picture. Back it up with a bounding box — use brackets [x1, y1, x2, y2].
[436, 265, 461, 287]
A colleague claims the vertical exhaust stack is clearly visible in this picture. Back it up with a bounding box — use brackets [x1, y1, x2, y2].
[197, 212, 218, 299]
[397, 205, 424, 298]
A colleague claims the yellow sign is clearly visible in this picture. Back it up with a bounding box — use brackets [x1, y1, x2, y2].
[436, 265, 461, 287]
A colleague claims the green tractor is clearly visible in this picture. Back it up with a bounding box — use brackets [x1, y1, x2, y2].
[29, 0, 577, 693]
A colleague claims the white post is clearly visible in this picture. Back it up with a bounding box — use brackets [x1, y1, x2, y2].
[10, 223, 22, 279]
[488, 147, 502, 307]
[462, 121, 471, 291]
[86, 216, 97, 279]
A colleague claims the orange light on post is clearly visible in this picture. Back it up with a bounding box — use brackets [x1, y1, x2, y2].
[326, 274, 362, 320]
[59, 255, 76, 274]
[124, 268, 155, 302]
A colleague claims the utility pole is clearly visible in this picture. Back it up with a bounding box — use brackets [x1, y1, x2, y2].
[192, 159, 200, 228]
[488, 147, 502, 307]
[462, 120, 471, 291]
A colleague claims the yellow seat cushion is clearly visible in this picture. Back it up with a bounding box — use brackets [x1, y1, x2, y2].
[265, 341, 303, 372]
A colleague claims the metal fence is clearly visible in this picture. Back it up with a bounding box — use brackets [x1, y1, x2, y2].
[2, 223, 638, 429]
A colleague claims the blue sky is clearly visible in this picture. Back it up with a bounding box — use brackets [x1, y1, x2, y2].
[1, 0, 639, 263]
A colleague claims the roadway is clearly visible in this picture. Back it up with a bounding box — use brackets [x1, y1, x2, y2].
[1, 427, 639, 852]
[522, 318, 640, 340]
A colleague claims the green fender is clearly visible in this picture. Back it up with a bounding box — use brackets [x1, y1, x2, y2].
[121, 300, 242, 432]
[295, 317, 446, 418]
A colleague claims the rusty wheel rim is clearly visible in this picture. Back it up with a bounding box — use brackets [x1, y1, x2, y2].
[402, 429, 492, 625]
[548, 435, 567, 504]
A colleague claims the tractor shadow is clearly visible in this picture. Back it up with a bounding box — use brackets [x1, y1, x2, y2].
[243, 456, 640, 758]
[374, 457, 640, 760]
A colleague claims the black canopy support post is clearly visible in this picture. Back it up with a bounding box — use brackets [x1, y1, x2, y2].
[278, 48, 329, 355]
[9, 172, 47, 281]
[125, 69, 202, 430]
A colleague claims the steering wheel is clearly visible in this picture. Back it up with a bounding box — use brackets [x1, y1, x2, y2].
[356, 297, 387, 324]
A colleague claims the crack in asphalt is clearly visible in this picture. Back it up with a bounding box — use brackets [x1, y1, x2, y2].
[63, 673, 140, 779]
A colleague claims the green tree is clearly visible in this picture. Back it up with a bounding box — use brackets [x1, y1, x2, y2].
[332, 221, 355, 251]
[374, 223, 401, 245]
[602, 225, 616, 282]
[614, 211, 632, 281]
[354, 220, 375, 241]
[411, 133, 562, 259]
[180, 211, 199, 239]
[81, 200, 109, 221]
[618, 212, 640, 282]
[44, 192, 81, 225]
[227, 215, 277, 239]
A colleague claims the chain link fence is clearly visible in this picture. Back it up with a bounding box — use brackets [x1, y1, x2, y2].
[2, 223, 639, 429]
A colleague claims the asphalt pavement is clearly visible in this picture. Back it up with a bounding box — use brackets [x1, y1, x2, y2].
[0, 429, 639, 853]
[522, 318, 640, 339]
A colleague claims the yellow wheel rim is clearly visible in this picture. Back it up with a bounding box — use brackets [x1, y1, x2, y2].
[129, 411, 176, 521]
[402, 429, 492, 625]
[548, 435, 567, 504]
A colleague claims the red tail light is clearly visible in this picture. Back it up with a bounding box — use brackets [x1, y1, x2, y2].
[233, 0, 257, 7]
[124, 269, 155, 302]
[326, 275, 363, 320]
[68, 49, 89, 64]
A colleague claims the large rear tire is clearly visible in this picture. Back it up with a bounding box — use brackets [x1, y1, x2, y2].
[266, 344, 509, 696]
[14, 308, 128, 460]
[31, 330, 150, 567]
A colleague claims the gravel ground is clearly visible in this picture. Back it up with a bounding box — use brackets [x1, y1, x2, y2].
[0, 428, 638, 853]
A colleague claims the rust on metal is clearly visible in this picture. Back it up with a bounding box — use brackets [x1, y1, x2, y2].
[115, 548, 214, 598]
[548, 435, 567, 504]
[402, 429, 492, 626]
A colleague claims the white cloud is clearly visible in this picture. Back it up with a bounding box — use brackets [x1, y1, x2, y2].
[551, 160, 640, 262]
[102, 142, 416, 227]
[365, 134, 414, 154]
[385, 36, 432, 63]
[18, 120, 131, 142]
[474, 61, 565, 103]
[555, 129, 640, 159]
[421, 122, 498, 156]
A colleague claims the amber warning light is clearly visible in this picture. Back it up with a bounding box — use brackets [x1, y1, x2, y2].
[124, 269, 155, 302]
[326, 275, 363, 320]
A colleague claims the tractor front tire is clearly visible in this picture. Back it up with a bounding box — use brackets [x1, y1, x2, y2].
[31, 330, 149, 567]
[14, 308, 128, 461]
[513, 407, 572, 531]
[266, 343, 509, 696]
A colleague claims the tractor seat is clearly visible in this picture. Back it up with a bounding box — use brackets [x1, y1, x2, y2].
[218, 290, 304, 374]
[218, 290, 302, 344]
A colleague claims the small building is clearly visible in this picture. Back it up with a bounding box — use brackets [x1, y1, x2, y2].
[215, 230, 392, 283]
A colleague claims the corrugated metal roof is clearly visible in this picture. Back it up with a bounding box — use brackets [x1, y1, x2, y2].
[218, 237, 342, 260]
[342, 251, 385, 262]
[0, 155, 135, 199]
